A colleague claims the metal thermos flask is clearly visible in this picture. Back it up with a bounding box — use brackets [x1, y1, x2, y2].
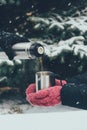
[12, 42, 44, 59]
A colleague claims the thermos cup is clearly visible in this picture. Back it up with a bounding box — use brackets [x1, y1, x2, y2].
[35, 71, 55, 92]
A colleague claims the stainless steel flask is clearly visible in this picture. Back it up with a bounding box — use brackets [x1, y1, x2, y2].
[36, 71, 55, 92]
[12, 42, 44, 59]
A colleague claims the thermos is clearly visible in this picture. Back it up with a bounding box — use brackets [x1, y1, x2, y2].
[12, 42, 44, 59]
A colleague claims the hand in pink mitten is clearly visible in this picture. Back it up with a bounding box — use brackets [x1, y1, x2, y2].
[25, 79, 67, 106]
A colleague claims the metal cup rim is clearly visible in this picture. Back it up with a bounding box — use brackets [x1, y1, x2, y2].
[36, 71, 54, 75]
